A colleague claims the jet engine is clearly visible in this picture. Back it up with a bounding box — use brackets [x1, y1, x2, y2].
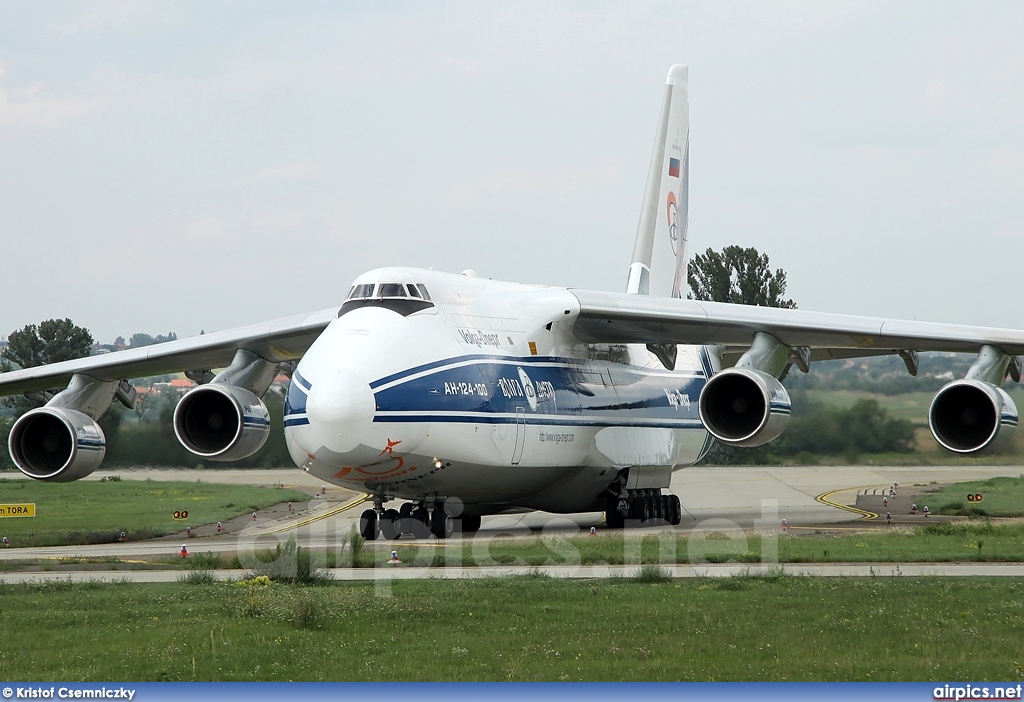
[698, 368, 791, 447]
[173, 384, 271, 461]
[928, 379, 1018, 455]
[8, 407, 106, 482]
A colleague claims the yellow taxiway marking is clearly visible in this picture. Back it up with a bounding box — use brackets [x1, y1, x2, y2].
[814, 485, 880, 521]
[263, 494, 370, 534]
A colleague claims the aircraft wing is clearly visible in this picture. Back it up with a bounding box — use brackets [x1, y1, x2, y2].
[570, 290, 1024, 360]
[0, 307, 337, 396]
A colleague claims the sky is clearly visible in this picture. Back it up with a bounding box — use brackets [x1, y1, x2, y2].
[1, 1, 1023, 343]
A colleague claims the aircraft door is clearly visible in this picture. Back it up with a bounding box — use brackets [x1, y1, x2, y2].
[511, 406, 526, 465]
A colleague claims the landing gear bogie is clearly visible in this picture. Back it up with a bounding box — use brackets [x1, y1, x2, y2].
[606, 491, 682, 529]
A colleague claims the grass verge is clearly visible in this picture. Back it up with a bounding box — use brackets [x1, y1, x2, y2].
[924, 476, 1024, 517]
[0, 577, 1021, 681]
[0, 479, 307, 546]
[312, 520, 1024, 568]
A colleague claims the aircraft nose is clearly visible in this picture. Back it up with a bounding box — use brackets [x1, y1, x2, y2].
[305, 367, 375, 454]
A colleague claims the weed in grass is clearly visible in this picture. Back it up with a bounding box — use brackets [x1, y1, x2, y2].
[178, 570, 218, 585]
[246, 536, 333, 585]
[632, 565, 671, 583]
[519, 568, 552, 580]
[289, 590, 320, 630]
[236, 575, 273, 617]
[345, 524, 365, 566]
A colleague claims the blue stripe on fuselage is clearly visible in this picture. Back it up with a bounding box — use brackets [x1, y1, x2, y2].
[371, 356, 706, 428]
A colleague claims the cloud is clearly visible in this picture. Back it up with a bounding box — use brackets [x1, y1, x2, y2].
[0, 75, 102, 129]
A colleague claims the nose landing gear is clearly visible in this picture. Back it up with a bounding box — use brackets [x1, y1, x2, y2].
[359, 497, 479, 540]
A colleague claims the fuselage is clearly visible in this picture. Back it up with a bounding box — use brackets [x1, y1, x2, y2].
[283, 267, 715, 515]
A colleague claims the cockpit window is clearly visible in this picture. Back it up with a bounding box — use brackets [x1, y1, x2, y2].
[378, 283, 406, 298]
[415, 284, 431, 301]
[406, 284, 421, 298]
[348, 283, 375, 299]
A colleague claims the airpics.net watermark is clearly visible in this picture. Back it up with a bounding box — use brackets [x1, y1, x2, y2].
[934, 684, 1023, 700]
[228, 498, 786, 594]
[2, 688, 135, 700]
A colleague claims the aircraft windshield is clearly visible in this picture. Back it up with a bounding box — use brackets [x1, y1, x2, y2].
[378, 283, 406, 298]
[348, 283, 375, 299]
[338, 281, 433, 318]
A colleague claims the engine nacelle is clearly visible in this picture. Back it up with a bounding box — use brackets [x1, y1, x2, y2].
[173, 384, 271, 461]
[8, 407, 106, 482]
[928, 379, 1018, 455]
[698, 368, 791, 447]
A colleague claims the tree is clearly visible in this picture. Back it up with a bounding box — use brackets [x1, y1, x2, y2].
[0, 319, 93, 371]
[0, 416, 13, 471]
[690, 246, 795, 466]
[128, 332, 177, 348]
[687, 246, 796, 308]
[0, 318, 93, 415]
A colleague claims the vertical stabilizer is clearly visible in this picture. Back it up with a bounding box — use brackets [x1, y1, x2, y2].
[626, 65, 689, 298]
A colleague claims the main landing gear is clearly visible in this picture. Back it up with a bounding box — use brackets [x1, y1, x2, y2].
[604, 489, 682, 529]
[359, 499, 482, 541]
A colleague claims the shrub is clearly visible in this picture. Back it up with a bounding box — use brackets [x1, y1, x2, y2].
[289, 590, 320, 630]
[345, 524, 365, 566]
[247, 535, 332, 585]
[632, 565, 672, 583]
[178, 570, 217, 585]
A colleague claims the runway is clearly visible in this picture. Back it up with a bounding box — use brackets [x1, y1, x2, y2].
[1, 463, 1021, 569]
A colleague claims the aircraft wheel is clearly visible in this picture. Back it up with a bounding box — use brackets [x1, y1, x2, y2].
[398, 503, 414, 535]
[462, 514, 482, 533]
[605, 498, 624, 529]
[410, 507, 431, 539]
[645, 496, 657, 524]
[630, 497, 647, 523]
[359, 509, 378, 541]
[670, 495, 682, 525]
[654, 495, 665, 521]
[431, 508, 455, 539]
[380, 509, 400, 540]
[630, 497, 647, 522]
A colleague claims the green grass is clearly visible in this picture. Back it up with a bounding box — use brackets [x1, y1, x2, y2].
[0, 479, 307, 547]
[0, 577, 1022, 680]
[923, 476, 1024, 517]
[318, 521, 1024, 568]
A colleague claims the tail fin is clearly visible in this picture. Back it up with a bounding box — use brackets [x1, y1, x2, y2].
[626, 65, 689, 298]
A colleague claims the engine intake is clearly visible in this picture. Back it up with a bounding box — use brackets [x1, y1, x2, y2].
[929, 379, 1017, 455]
[173, 384, 271, 461]
[8, 407, 106, 482]
[698, 368, 791, 447]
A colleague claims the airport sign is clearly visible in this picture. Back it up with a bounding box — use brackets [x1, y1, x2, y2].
[0, 503, 36, 518]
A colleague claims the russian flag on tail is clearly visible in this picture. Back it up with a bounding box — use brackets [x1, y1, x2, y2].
[668, 157, 680, 178]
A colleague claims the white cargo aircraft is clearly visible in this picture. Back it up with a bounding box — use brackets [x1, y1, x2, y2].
[2, 66, 1023, 540]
